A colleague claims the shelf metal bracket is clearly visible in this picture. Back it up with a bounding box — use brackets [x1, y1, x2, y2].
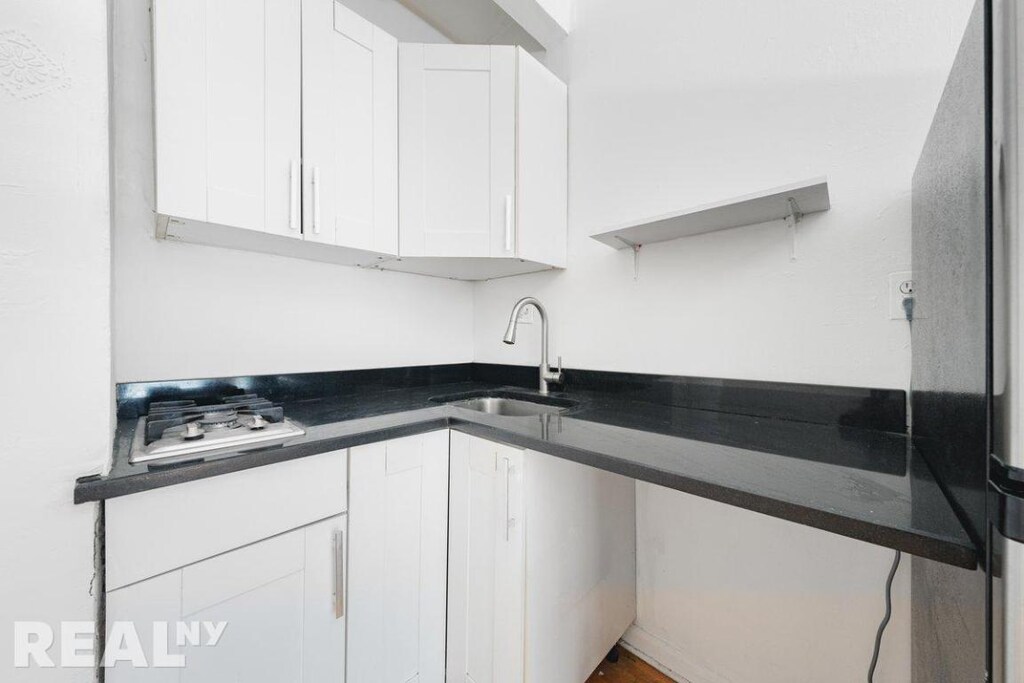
[615, 236, 643, 281]
[785, 197, 804, 262]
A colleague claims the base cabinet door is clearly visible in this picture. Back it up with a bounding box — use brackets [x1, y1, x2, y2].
[348, 431, 450, 683]
[105, 515, 347, 682]
[446, 434, 637, 683]
[446, 432, 526, 683]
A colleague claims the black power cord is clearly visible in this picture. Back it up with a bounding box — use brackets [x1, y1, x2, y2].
[868, 549, 902, 682]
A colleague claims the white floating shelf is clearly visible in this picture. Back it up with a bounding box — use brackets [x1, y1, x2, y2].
[591, 177, 831, 250]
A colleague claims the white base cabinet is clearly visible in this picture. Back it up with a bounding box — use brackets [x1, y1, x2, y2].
[106, 515, 347, 683]
[102, 432, 635, 683]
[347, 431, 450, 683]
[446, 432, 637, 683]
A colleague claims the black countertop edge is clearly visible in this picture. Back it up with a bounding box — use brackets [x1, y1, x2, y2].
[449, 420, 976, 570]
[75, 415, 450, 505]
[76, 391, 976, 570]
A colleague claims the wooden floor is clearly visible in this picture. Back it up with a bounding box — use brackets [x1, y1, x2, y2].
[585, 646, 675, 683]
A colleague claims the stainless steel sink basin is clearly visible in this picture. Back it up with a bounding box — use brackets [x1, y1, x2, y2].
[449, 396, 570, 417]
[431, 390, 578, 417]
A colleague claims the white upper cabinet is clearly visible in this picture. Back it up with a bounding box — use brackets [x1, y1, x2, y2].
[154, 3, 565, 279]
[394, 44, 567, 280]
[399, 44, 516, 259]
[303, 0, 399, 254]
[154, 0, 398, 263]
[154, 0, 302, 238]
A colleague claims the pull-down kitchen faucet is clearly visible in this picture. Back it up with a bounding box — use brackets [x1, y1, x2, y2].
[502, 297, 563, 395]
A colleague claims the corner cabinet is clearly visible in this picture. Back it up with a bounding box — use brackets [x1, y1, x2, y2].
[153, 0, 398, 266]
[446, 432, 637, 682]
[385, 44, 568, 281]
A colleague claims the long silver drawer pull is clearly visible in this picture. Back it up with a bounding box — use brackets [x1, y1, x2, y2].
[334, 529, 344, 618]
[504, 457, 515, 541]
[289, 160, 300, 231]
[312, 166, 322, 234]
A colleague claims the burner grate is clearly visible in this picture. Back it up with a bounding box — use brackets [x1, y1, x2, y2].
[144, 395, 284, 444]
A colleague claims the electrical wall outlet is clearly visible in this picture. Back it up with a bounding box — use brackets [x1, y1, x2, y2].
[888, 271, 924, 320]
[516, 306, 535, 324]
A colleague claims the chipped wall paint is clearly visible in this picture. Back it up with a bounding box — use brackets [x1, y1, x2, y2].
[0, 1, 111, 681]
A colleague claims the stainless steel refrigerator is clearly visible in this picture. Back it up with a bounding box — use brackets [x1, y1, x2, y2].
[912, 0, 1024, 680]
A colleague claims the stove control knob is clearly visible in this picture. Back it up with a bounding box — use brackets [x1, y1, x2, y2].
[183, 421, 204, 441]
[249, 414, 269, 430]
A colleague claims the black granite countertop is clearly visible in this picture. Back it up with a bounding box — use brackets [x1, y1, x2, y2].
[75, 365, 978, 569]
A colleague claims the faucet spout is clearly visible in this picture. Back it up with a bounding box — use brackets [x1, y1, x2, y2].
[502, 297, 563, 394]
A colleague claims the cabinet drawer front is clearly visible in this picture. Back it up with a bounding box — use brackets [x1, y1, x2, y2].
[107, 450, 347, 590]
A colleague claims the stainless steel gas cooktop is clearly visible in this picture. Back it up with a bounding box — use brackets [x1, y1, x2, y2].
[129, 394, 305, 466]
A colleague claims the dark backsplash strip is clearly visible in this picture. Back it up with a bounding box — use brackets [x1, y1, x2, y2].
[116, 363, 475, 419]
[473, 364, 907, 432]
[117, 362, 906, 432]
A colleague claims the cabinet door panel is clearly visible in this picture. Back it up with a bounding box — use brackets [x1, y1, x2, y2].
[523, 451, 636, 682]
[182, 573, 305, 683]
[180, 530, 305, 616]
[154, 0, 300, 237]
[206, 0, 266, 230]
[399, 45, 515, 258]
[515, 48, 568, 268]
[303, 0, 398, 254]
[447, 432, 525, 683]
[107, 516, 346, 682]
[105, 571, 183, 683]
[153, 0, 207, 222]
[349, 432, 449, 683]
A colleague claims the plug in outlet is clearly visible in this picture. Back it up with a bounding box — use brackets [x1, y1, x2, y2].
[888, 271, 924, 320]
[516, 305, 535, 325]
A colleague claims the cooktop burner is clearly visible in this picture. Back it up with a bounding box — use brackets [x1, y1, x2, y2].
[129, 394, 305, 466]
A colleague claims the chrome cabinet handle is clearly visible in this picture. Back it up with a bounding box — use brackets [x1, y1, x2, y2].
[289, 160, 300, 231]
[334, 529, 344, 619]
[312, 166, 321, 234]
[504, 194, 514, 252]
[503, 457, 515, 541]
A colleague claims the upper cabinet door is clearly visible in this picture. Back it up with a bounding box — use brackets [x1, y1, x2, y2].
[400, 44, 516, 258]
[154, 0, 302, 237]
[515, 48, 568, 269]
[302, 0, 398, 255]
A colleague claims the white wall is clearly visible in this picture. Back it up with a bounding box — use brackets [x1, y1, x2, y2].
[473, 1, 974, 681]
[0, 0, 110, 680]
[113, 0, 472, 383]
